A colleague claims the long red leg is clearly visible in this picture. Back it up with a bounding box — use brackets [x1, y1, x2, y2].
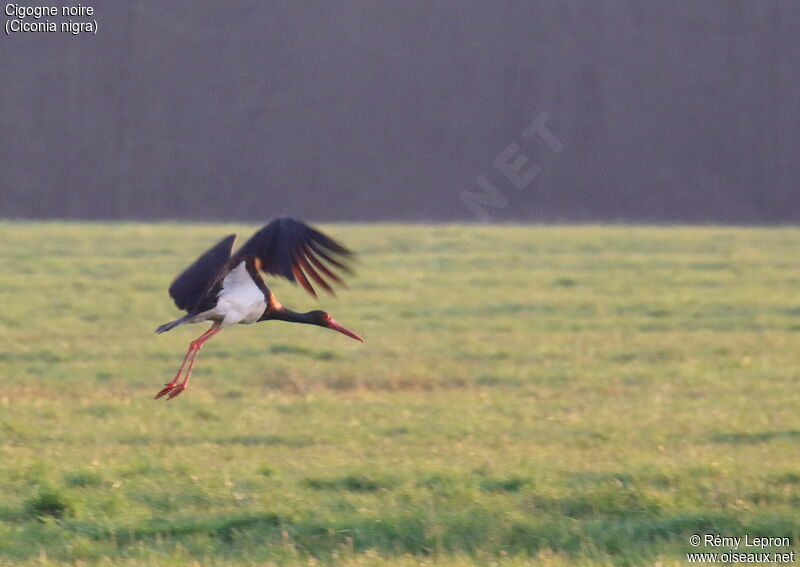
[167, 327, 220, 399]
[167, 344, 205, 399]
[155, 343, 198, 398]
[155, 327, 221, 400]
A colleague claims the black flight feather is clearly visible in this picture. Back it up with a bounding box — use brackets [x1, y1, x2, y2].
[168, 234, 236, 312]
[233, 217, 354, 297]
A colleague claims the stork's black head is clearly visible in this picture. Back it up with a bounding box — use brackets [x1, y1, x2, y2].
[308, 310, 363, 342]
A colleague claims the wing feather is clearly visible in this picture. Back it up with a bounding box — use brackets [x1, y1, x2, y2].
[168, 234, 236, 311]
[297, 254, 335, 295]
[233, 217, 354, 297]
[308, 240, 352, 272]
[303, 246, 345, 285]
[292, 264, 316, 297]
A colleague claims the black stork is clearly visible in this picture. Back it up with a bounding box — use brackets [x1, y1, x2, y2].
[154, 217, 363, 400]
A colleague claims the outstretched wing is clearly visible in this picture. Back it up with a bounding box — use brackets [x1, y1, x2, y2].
[168, 234, 237, 311]
[233, 217, 354, 297]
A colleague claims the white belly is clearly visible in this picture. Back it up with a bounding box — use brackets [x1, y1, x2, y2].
[200, 262, 266, 327]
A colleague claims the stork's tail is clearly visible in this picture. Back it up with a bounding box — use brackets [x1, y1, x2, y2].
[155, 315, 190, 334]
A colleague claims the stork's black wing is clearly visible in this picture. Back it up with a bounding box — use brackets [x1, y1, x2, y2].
[168, 234, 237, 311]
[233, 217, 354, 297]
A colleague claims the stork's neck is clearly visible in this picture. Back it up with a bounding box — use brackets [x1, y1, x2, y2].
[259, 307, 318, 325]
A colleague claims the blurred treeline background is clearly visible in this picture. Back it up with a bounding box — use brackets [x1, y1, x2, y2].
[2, 1, 799, 223]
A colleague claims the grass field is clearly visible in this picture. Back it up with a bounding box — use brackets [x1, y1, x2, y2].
[0, 222, 799, 566]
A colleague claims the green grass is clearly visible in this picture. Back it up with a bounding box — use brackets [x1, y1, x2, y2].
[0, 222, 799, 566]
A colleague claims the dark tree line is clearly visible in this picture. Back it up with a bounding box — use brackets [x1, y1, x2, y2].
[2, 1, 799, 223]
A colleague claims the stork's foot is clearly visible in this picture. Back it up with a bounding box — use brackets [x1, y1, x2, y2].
[154, 382, 187, 400]
[166, 383, 187, 400]
[155, 382, 178, 399]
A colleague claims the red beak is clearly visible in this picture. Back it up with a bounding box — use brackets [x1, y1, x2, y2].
[327, 318, 363, 342]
